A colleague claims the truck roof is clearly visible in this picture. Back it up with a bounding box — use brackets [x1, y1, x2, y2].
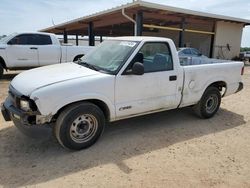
[111, 36, 172, 42]
[14, 32, 56, 36]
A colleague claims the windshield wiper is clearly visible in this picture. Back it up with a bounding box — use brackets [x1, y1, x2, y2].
[78, 61, 100, 71]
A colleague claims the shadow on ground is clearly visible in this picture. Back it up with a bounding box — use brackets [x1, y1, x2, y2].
[1, 72, 19, 81]
[0, 107, 246, 187]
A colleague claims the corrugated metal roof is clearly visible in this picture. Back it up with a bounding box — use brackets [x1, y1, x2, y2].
[40, 0, 250, 32]
[141, 1, 250, 24]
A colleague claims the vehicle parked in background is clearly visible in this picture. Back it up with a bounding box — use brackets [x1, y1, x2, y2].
[178, 47, 208, 65]
[239, 51, 250, 61]
[178, 47, 207, 58]
[0, 32, 94, 78]
[1, 37, 244, 150]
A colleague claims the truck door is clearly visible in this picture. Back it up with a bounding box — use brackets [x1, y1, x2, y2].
[36, 34, 61, 66]
[6, 34, 39, 67]
[115, 42, 182, 118]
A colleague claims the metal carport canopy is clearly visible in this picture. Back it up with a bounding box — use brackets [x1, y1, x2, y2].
[40, 1, 250, 37]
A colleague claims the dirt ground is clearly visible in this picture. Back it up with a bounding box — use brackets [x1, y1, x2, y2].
[0, 67, 250, 188]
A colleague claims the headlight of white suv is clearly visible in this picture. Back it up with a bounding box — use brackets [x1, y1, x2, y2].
[20, 99, 30, 111]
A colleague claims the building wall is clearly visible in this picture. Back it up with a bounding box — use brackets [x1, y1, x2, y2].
[143, 29, 180, 47]
[143, 28, 212, 57]
[183, 32, 212, 57]
[213, 21, 244, 59]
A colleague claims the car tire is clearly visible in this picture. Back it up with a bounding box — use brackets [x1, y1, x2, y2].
[54, 102, 105, 150]
[193, 87, 221, 119]
[0, 64, 3, 79]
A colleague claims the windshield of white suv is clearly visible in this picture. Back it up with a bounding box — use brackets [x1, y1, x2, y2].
[79, 40, 139, 74]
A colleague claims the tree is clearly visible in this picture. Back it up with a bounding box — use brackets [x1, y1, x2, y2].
[241, 47, 250, 52]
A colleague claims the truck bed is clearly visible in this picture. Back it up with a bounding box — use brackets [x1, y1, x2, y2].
[179, 57, 229, 66]
[180, 60, 243, 108]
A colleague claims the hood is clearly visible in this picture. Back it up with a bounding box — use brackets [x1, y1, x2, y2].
[11, 63, 99, 96]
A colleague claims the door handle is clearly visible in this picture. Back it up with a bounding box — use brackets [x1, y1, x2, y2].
[169, 75, 177, 81]
[30, 47, 38, 50]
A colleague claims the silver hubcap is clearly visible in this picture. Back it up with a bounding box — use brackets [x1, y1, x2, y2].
[70, 114, 98, 143]
[205, 94, 218, 114]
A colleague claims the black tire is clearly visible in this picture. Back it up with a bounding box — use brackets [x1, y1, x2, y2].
[0, 64, 3, 79]
[193, 87, 221, 119]
[54, 102, 105, 150]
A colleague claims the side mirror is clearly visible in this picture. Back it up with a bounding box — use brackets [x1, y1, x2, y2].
[132, 62, 144, 75]
[198, 53, 202, 56]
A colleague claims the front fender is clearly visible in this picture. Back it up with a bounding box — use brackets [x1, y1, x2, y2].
[29, 74, 116, 121]
[32, 92, 115, 121]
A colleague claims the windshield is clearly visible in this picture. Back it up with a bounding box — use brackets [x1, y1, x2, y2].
[79, 40, 139, 74]
[0, 33, 16, 44]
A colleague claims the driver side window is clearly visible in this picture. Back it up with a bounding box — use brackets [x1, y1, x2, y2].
[139, 42, 173, 73]
[8, 34, 36, 45]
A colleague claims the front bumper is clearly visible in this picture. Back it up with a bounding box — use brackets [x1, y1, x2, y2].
[1, 96, 36, 125]
[1, 97, 51, 138]
[1, 103, 11, 121]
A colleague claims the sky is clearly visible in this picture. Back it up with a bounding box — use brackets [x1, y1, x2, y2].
[1, 0, 250, 47]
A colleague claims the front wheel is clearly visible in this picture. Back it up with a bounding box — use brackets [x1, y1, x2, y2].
[193, 87, 221, 118]
[0, 64, 3, 79]
[54, 102, 105, 150]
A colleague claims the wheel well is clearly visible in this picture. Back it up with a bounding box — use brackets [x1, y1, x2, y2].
[73, 54, 84, 62]
[0, 56, 7, 69]
[207, 81, 227, 96]
[88, 99, 110, 120]
[53, 99, 110, 122]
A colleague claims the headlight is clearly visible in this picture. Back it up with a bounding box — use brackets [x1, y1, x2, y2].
[20, 99, 30, 111]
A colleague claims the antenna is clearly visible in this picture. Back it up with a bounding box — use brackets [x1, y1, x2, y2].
[52, 19, 56, 26]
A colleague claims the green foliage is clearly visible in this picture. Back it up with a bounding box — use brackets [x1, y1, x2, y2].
[241, 47, 250, 52]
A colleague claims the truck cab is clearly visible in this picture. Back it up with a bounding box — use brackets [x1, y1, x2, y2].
[4, 33, 61, 67]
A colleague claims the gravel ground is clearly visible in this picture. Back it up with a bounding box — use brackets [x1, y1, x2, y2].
[0, 67, 249, 188]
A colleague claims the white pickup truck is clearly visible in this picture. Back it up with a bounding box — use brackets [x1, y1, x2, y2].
[0, 32, 93, 78]
[1, 37, 244, 150]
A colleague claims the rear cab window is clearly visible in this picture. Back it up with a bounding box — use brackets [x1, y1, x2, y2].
[35, 34, 52, 45]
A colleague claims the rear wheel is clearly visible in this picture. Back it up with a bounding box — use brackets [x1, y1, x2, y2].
[54, 102, 105, 150]
[193, 87, 221, 118]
